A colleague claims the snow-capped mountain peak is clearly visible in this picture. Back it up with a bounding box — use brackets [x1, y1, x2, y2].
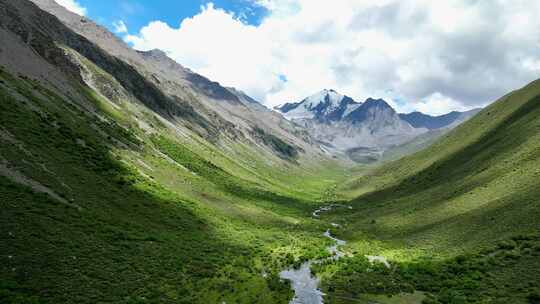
[275, 89, 480, 163]
[302, 89, 344, 109]
[275, 89, 359, 121]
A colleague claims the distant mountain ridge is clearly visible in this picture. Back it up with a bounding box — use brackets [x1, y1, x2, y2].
[399, 109, 482, 130]
[276, 90, 480, 162]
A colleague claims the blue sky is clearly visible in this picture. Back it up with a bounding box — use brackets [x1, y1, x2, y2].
[76, 0, 267, 33]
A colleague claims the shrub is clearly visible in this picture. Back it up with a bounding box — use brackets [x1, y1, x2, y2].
[528, 292, 540, 304]
[422, 297, 441, 304]
[497, 240, 517, 250]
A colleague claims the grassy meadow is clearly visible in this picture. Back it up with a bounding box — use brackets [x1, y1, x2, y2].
[313, 79, 540, 303]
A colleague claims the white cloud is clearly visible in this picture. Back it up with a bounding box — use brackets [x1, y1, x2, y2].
[416, 93, 471, 116]
[125, 0, 540, 114]
[112, 20, 128, 34]
[54, 0, 86, 16]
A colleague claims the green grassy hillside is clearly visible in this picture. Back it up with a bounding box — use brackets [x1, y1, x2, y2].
[1, 2, 539, 303]
[0, 65, 346, 304]
[0, 1, 354, 301]
[2, 60, 539, 303]
[315, 79, 540, 303]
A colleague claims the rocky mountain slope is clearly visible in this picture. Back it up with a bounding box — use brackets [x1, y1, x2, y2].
[276, 90, 478, 162]
[29, 0, 326, 163]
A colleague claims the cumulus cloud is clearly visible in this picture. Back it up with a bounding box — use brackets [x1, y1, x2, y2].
[415, 93, 472, 116]
[125, 0, 540, 115]
[54, 0, 86, 16]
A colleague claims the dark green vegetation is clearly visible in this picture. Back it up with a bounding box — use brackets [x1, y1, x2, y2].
[315, 235, 540, 303]
[315, 79, 540, 303]
[251, 126, 299, 160]
[0, 68, 345, 303]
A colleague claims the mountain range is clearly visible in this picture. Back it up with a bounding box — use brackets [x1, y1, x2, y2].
[275, 89, 480, 162]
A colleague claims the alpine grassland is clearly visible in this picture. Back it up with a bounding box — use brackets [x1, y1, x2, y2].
[313, 79, 540, 303]
[0, 67, 348, 303]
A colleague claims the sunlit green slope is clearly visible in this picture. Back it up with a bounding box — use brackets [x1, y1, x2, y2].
[319, 79, 540, 303]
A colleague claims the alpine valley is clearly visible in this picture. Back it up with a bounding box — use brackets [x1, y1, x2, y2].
[1, 1, 539, 304]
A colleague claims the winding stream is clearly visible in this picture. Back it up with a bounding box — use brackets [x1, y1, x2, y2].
[279, 205, 351, 304]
